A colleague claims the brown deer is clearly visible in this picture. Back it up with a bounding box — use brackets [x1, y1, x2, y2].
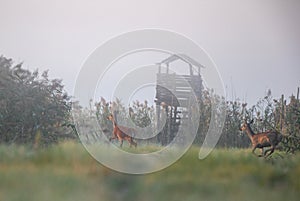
[107, 114, 137, 148]
[240, 120, 282, 157]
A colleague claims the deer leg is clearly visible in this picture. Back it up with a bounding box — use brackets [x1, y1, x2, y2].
[264, 146, 275, 157]
[128, 138, 132, 148]
[119, 138, 123, 148]
[126, 137, 133, 148]
[132, 138, 137, 148]
[252, 146, 259, 157]
[129, 137, 137, 148]
[109, 135, 117, 142]
[255, 148, 264, 157]
[252, 145, 263, 157]
[109, 132, 118, 142]
[257, 148, 264, 157]
[260, 148, 265, 157]
[251, 146, 256, 155]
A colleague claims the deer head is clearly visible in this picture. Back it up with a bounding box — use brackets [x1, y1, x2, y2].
[239, 119, 254, 131]
[107, 114, 114, 121]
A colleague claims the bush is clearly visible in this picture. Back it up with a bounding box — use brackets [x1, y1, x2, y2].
[0, 56, 76, 146]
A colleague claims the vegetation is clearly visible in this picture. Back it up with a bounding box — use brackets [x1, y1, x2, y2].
[1, 55, 299, 153]
[218, 89, 300, 153]
[0, 55, 300, 201]
[0, 142, 299, 201]
[0, 56, 76, 146]
[90, 88, 300, 153]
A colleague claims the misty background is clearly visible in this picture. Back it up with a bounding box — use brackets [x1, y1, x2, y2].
[1, 0, 299, 106]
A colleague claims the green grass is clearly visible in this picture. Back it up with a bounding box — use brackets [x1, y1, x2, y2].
[0, 142, 299, 201]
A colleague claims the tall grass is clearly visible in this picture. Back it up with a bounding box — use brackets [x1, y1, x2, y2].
[0, 142, 299, 201]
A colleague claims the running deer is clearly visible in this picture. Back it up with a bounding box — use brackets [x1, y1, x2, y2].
[107, 114, 137, 148]
[240, 120, 282, 157]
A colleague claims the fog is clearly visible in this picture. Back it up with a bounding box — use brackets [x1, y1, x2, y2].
[1, 0, 299, 106]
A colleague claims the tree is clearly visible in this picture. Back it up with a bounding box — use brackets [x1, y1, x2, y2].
[0, 55, 75, 146]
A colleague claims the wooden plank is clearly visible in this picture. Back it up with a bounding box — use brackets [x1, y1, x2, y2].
[173, 92, 192, 98]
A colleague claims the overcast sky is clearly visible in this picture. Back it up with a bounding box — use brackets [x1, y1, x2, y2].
[1, 0, 299, 106]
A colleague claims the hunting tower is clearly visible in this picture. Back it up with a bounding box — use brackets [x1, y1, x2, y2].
[155, 54, 204, 145]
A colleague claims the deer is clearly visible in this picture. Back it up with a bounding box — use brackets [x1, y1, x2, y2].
[107, 114, 137, 148]
[239, 119, 282, 157]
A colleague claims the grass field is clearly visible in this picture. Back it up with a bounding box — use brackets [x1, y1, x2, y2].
[0, 142, 299, 201]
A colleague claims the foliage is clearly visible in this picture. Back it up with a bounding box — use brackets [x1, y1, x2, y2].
[0, 143, 299, 201]
[218, 89, 300, 153]
[3, 54, 296, 151]
[0, 56, 75, 146]
[278, 94, 300, 153]
[129, 100, 153, 128]
[91, 98, 157, 144]
[82, 87, 300, 153]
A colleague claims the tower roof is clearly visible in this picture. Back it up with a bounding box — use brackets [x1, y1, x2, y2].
[159, 54, 205, 69]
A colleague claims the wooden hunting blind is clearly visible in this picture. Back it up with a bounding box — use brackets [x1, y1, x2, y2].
[155, 54, 204, 145]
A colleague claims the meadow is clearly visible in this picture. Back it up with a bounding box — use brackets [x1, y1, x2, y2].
[0, 142, 299, 201]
